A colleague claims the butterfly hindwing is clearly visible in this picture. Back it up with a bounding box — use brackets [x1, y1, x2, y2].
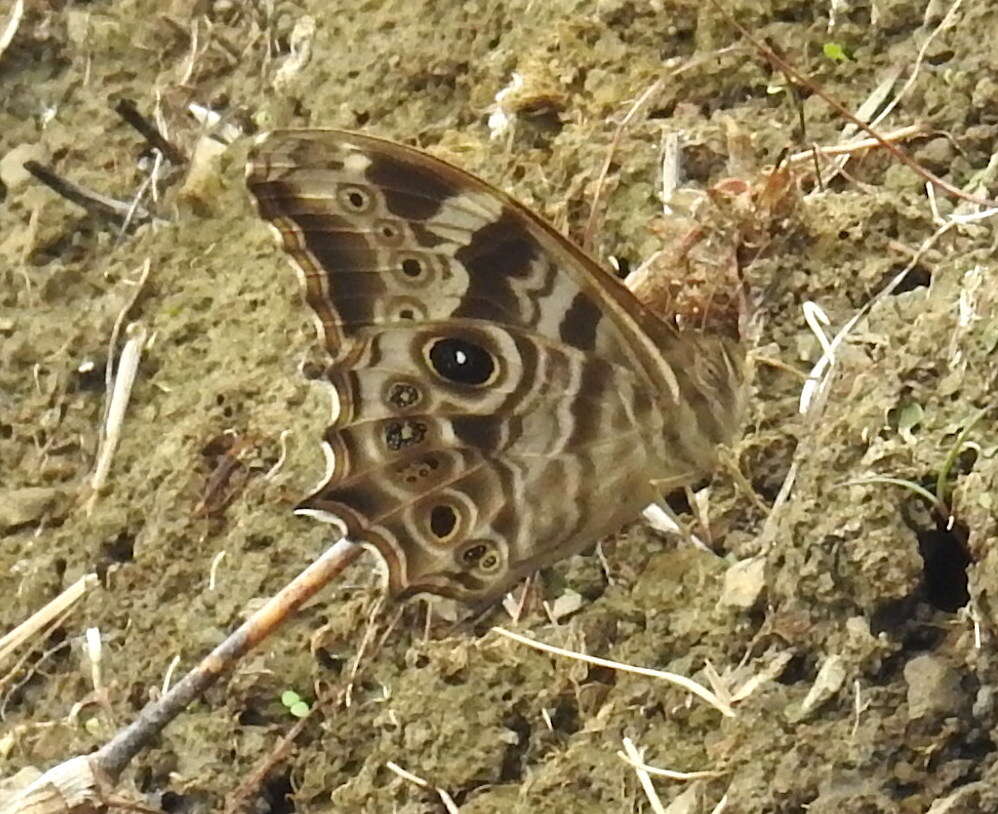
[246, 129, 723, 603]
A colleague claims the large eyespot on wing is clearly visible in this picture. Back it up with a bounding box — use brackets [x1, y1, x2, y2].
[424, 336, 498, 387]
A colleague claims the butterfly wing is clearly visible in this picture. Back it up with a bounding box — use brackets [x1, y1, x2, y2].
[246, 129, 733, 603]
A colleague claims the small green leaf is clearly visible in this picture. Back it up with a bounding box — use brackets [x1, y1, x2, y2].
[280, 690, 301, 708]
[289, 700, 310, 718]
[822, 42, 849, 62]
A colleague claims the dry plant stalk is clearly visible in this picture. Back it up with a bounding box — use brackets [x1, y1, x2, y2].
[21, 162, 151, 224]
[0, 575, 98, 668]
[491, 626, 734, 717]
[0, 540, 362, 814]
[0, 0, 23, 60]
[86, 322, 148, 514]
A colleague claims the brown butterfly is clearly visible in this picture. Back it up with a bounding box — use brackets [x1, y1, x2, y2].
[246, 130, 746, 604]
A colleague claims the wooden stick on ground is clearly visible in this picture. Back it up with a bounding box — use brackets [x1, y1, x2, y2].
[22, 161, 154, 225]
[112, 98, 187, 166]
[0, 539, 363, 814]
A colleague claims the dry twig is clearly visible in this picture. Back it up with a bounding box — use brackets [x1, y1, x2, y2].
[112, 98, 187, 165]
[0, 540, 363, 814]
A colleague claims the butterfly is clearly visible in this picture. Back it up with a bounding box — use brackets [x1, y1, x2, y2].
[246, 129, 746, 605]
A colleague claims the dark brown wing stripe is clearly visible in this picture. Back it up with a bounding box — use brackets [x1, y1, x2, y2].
[364, 152, 462, 219]
[559, 291, 601, 352]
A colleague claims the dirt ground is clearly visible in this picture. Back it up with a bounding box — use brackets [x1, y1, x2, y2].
[2, 0, 998, 811]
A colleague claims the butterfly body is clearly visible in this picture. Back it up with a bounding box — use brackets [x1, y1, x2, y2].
[247, 129, 745, 603]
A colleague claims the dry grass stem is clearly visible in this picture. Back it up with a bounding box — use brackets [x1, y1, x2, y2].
[0, 0, 23, 60]
[117, 160, 162, 240]
[642, 502, 711, 554]
[798, 300, 854, 414]
[620, 738, 666, 814]
[344, 598, 382, 708]
[0, 574, 98, 668]
[161, 655, 180, 696]
[583, 78, 665, 251]
[87, 322, 149, 512]
[384, 762, 460, 813]
[618, 740, 724, 782]
[658, 131, 682, 212]
[103, 259, 151, 417]
[492, 627, 735, 716]
[263, 430, 291, 480]
[208, 550, 227, 591]
[0, 614, 73, 710]
[88, 258, 152, 499]
[787, 124, 924, 166]
[84, 628, 102, 698]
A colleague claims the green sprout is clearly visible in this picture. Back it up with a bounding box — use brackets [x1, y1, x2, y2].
[280, 689, 311, 718]
[839, 407, 989, 520]
[935, 408, 988, 510]
[822, 42, 851, 62]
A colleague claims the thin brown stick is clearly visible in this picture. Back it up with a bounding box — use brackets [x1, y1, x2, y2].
[22, 161, 146, 224]
[785, 124, 925, 165]
[0, 540, 364, 814]
[112, 98, 187, 165]
[93, 538, 362, 780]
[222, 697, 324, 814]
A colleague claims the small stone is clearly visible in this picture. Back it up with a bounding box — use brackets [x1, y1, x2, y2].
[177, 135, 228, 212]
[904, 654, 963, 720]
[719, 556, 766, 610]
[914, 136, 955, 175]
[0, 487, 64, 529]
[845, 615, 873, 641]
[800, 654, 847, 716]
[547, 589, 584, 622]
[0, 143, 49, 190]
[972, 685, 994, 719]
